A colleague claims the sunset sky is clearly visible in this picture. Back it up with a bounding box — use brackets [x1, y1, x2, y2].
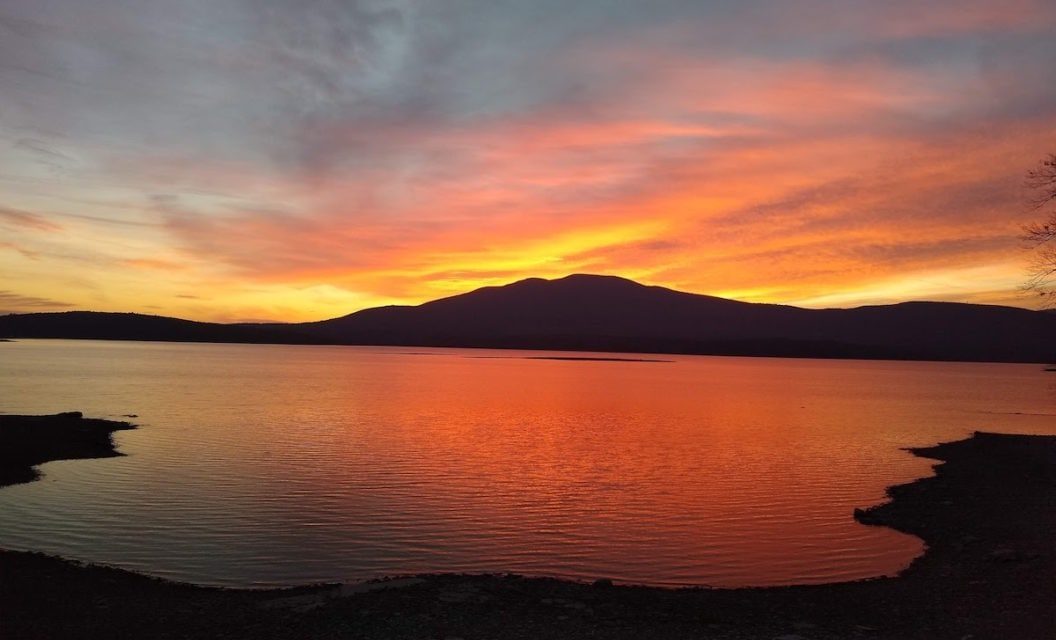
[2, 1, 1055, 321]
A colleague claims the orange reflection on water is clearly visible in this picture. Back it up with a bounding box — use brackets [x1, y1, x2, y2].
[3, 341, 1055, 587]
[269, 350, 935, 586]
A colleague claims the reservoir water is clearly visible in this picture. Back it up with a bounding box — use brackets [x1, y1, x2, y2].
[0, 339, 1053, 587]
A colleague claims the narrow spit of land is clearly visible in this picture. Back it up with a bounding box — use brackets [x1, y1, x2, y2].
[0, 413, 1053, 639]
[0, 412, 135, 486]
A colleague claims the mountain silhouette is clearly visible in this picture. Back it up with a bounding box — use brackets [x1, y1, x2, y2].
[0, 312, 314, 344]
[3, 274, 1054, 363]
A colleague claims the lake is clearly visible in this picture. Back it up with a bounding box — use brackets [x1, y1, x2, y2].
[0, 339, 1053, 588]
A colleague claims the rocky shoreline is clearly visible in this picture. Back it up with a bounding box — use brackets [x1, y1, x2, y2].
[1, 413, 1053, 639]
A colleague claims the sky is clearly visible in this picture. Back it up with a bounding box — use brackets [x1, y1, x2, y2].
[2, 0, 1055, 322]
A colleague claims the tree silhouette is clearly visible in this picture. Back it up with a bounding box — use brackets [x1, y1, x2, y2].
[1024, 154, 1056, 305]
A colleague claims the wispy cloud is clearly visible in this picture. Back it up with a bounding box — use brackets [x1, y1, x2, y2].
[1, 0, 1054, 319]
[0, 207, 62, 232]
[0, 290, 73, 314]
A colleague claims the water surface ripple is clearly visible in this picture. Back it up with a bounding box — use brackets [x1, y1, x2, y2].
[1, 340, 1054, 587]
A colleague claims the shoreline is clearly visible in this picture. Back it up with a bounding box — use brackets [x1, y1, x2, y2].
[6, 336, 1056, 367]
[0, 412, 135, 487]
[1, 414, 1054, 638]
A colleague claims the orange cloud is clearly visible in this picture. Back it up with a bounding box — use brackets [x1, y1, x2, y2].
[4, 1, 1055, 320]
[120, 258, 187, 271]
[0, 208, 63, 232]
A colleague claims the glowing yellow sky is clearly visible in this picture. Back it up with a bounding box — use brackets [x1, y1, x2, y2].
[2, 1, 1055, 322]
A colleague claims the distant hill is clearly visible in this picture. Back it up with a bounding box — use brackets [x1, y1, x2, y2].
[3, 274, 1055, 363]
[0, 312, 315, 345]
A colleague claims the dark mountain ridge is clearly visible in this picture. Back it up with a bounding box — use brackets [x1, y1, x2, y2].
[2, 274, 1054, 363]
[0, 311, 318, 345]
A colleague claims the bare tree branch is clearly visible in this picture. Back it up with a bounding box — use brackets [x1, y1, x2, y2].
[1023, 216, 1056, 245]
[1025, 153, 1056, 210]
[1023, 154, 1056, 305]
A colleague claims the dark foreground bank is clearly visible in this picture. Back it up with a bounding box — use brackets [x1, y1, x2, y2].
[1, 414, 1053, 639]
